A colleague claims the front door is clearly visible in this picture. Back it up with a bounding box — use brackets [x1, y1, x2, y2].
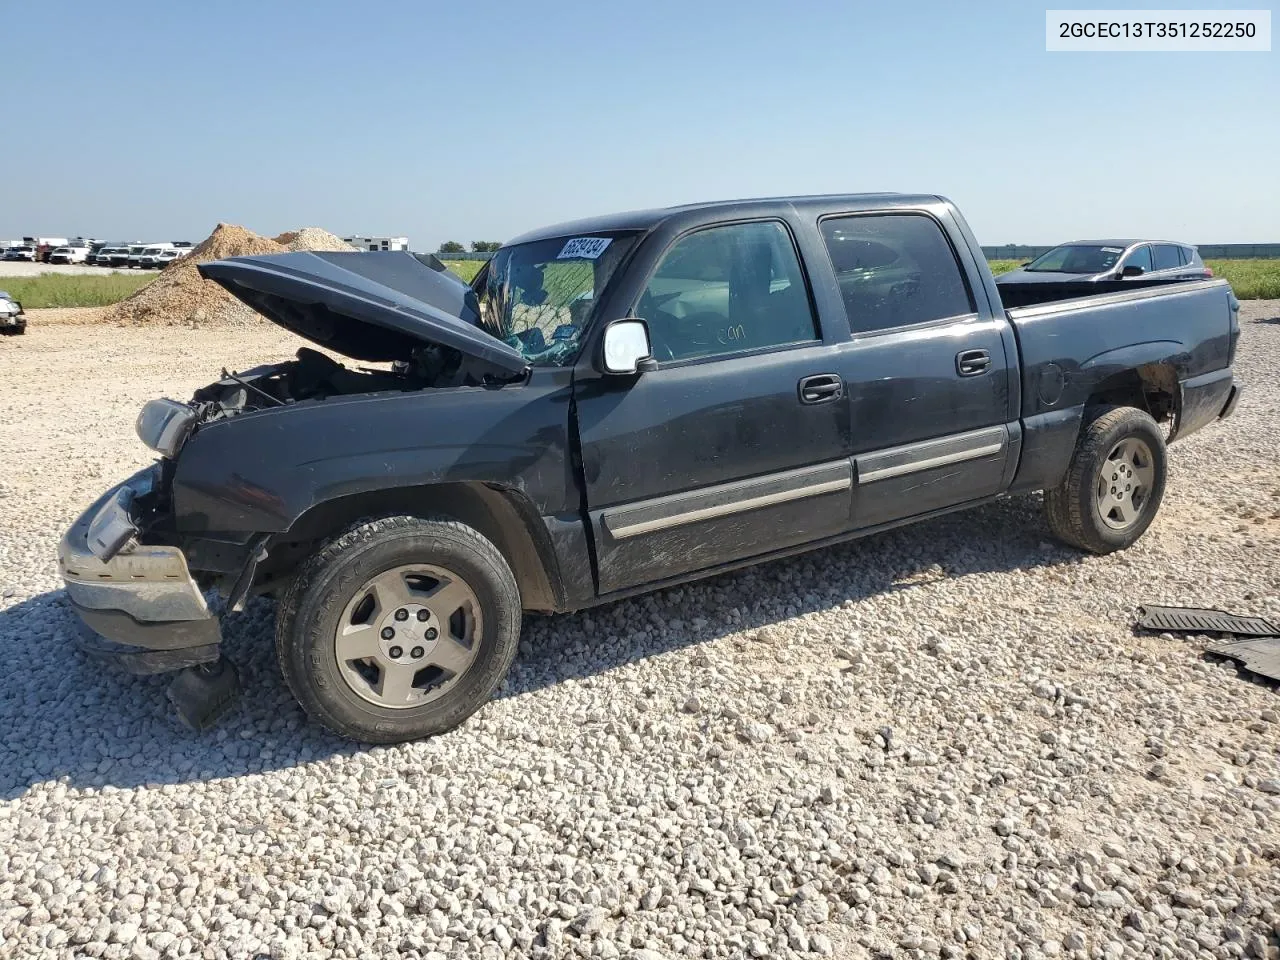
[574, 220, 851, 596]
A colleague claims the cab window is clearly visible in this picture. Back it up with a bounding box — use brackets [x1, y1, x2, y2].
[1152, 244, 1182, 271]
[636, 221, 817, 363]
[1122, 245, 1153, 273]
[819, 214, 974, 334]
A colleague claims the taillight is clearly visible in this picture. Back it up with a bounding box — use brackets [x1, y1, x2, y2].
[1203, 267, 1214, 277]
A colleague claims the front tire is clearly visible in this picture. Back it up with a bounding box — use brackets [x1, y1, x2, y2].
[1045, 405, 1167, 554]
[276, 516, 521, 743]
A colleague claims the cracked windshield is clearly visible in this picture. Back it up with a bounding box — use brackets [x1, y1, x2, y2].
[476, 233, 638, 366]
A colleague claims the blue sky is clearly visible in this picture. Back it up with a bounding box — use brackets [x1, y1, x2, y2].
[4, 0, 1276, 247]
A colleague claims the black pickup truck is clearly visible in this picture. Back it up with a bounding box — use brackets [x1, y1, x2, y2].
[59, 194, 1242, 742]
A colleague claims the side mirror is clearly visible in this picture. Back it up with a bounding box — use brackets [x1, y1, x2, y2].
[1121, 265, 1145, 278]
[600, 318, 654, 375]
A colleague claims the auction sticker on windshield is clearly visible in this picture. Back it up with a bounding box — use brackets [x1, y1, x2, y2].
[557, 237, 612, 260]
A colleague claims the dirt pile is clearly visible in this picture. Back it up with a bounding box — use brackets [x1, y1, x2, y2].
[108, 223, 353, 327]
[275, 227, 354, 253]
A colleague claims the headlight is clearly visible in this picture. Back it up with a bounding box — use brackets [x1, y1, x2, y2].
[135, 398, 198, 458]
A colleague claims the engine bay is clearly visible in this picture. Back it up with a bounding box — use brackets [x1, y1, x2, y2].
[189, 345, 476, 422]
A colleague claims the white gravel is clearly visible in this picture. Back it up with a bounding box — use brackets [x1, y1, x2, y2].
[1, 306, 1278, 960]
[0, 263, 138, 279]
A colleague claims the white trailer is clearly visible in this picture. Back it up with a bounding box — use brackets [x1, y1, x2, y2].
[342, 235, 409, 252]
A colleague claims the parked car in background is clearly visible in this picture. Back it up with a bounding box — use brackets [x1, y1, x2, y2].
[94, 246, 132, 268]
[136, 246, 165, 267]
[49, 246, 90, 265]
[140, 247, 187, 269]
[125, 244, 154, 268]
[996, 239, 1213, 308]
[0, 290, 25, 335]
[59, 193, 1242, 741]
[31, 238, 70, 262]
[3, 245, 37, 262]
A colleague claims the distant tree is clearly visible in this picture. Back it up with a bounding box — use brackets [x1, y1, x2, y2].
[470, 241, 502, 253]
[437, 241, 466, 254]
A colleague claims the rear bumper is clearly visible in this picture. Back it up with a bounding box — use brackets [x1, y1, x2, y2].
[1169, 368, 1237, 444]
[59, 468, 222, 674]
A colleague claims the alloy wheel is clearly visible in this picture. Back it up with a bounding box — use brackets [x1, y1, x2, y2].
[1096, 437, 1156, 531]
[334, 564, 482, 709]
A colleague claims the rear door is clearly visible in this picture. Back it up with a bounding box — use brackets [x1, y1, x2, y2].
[573, 219, 852, 595]
[1153, 242, 1204, 282]
[816, 210, 1016, 527]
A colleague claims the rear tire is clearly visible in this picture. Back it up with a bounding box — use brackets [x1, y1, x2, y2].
[1045, 405, 1167, 554]
[276, 516, 521, 743]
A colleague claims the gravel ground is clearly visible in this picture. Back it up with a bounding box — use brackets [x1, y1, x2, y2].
[1, 307, 1278, 960]
[0, 263, 138, 278]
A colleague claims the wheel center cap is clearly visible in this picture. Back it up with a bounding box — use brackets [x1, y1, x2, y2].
[377, 604, 440, 665]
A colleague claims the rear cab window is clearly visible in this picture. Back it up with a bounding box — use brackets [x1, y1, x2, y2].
[818, 213, 974, 334]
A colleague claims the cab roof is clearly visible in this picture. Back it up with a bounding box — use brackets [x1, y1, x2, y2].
[505, 193, 941, 246]
[1059, 239, 1192, 248]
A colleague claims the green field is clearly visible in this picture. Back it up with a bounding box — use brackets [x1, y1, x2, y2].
[0, 272, 156, 309]
[1206, 259, 1280, 300]
[7, 257, 1278, 309]
[3, 262, 480, 309]
[454, 256, 1280, 301]
[442, 260, 484, 283]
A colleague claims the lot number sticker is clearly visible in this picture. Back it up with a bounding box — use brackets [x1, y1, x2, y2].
[557, 237, 612, 260]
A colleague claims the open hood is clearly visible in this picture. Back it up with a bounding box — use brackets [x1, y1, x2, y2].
[199, 251, 528, 376]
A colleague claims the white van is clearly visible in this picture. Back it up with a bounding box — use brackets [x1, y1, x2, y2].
[126, 243, 170, 268]
[140, 246, 187, 269]
[50, 246, 89, 264]
[94, 246, 132, 268]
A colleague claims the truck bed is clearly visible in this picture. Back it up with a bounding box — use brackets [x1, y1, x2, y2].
[1006, 277, 1238, 492]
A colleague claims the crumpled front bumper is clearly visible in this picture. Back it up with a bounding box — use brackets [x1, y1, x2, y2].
[59, 467, 221, 675]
